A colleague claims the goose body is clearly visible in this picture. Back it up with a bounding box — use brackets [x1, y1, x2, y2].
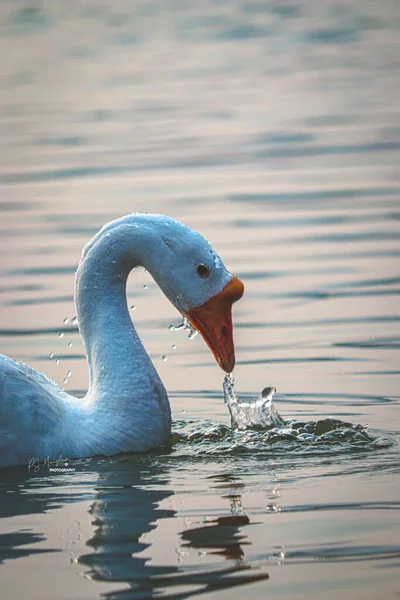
[0, 214, 243, 467]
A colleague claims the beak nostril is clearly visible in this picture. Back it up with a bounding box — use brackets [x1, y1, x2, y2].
[221, 324, 228, 339]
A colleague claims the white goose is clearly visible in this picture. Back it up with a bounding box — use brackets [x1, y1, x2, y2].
[0, 214, 244, 467]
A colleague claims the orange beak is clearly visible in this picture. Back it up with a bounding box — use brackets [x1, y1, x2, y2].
[183, 276, 244, 372]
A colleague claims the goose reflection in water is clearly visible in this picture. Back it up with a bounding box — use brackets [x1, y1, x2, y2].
[78, 463, 268, 599]
[0, 459, 268, 599]
[179, 474, 255, 569]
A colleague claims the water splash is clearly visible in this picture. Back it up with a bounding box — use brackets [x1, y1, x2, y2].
[223, 373, 285, 430]
[169, 416, 387, 458]
[169, 318, 199, 340]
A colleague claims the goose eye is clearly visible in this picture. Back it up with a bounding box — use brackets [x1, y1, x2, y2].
[196, 264, 210, 278]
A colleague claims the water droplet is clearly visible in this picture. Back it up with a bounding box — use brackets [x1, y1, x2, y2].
[67, 370, 72, 377]
[162, 355, 168, 361]
[63, 317, 69, 324]
[172, 344, 176, 350]
[169, 322, 185, 331]
[188, 329, 198, 340]
[63, 377, 68, 384]
[71, 317, 78, 325]
[49, 352, 54, 358]
[266, 504, 280, 513]
[55, 359, 60, 365]
[130, 305, 136, 311]
[68, 342, 73, 347]
[143, 284, 148, 289]
[58, 332, 64, 338]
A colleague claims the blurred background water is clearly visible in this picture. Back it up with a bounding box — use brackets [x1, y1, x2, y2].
[0, 1, 399, 599]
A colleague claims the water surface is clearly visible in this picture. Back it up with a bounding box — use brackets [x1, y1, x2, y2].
[0, 1, 399, 599]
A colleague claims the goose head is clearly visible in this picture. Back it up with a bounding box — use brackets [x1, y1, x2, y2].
[148, 216, 244, 373]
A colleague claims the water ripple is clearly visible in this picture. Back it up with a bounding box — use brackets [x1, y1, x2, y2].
[168, 418, 391, 459]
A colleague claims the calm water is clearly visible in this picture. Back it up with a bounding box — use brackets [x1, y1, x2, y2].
[1, 1, 400, 598]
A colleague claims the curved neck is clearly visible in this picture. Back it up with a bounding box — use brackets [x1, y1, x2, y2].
[74, 217, 163, 404]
